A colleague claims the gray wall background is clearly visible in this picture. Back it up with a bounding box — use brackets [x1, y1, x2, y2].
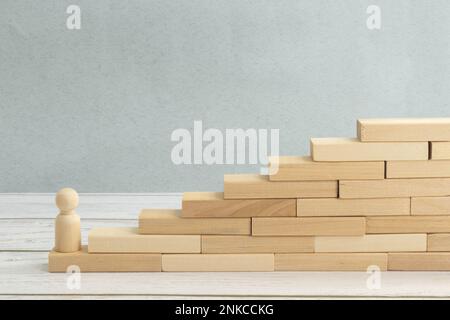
[0, 0, 449, 192]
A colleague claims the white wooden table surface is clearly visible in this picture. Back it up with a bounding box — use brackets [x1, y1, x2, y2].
[1, 193, 450, 300]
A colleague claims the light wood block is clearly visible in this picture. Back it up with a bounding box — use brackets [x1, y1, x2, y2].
[431, 141, 450, 160]
[224, 174, 337, 199]
[310, 138, 428, 162]
[388, 253, 450, 271]
[340, 178, 450, 198]
[139, 209, 250, 235]
[428, 234, 450, 251]
[357, 118, 450, 142]
[48, 246, 161, 272]
[88, 227, 201, 253]
[275, 253, 388, 271]
[387, 160, 450, 178]
[252, 217, 366, 236]
[162, 254, 274, 272]
[366, 216, 450, 234]
[182, 192, 296, 218]
[201, 236, 314, 253]
[411, 196, 450, 215]
[268, 156, 384, 181]
[297, 198, 410, 217]
[315, 234, 427, 253]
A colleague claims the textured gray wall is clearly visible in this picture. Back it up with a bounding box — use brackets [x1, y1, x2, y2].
[1, 1, 449, 192]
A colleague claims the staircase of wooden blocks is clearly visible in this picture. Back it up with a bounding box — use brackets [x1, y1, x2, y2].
[49, 118, 450, 272]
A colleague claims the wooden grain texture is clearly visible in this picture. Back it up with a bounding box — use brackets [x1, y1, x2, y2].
[411, 196, 450, 215]
[388, 253, 450, 271]
[223, 174, 337, 199]
[310, 138, 428, 162]
[428, 234, 450, 252]
[268, 156, 384, 181]
[357, 118, 450, 142]
[275, 253, 388, 271]
[182, 192, 296, 218]
[201, 236, 314, 253]
[430, 142, 450, 160]
[297, 198, 410, 217]
[252, 217, 366, 236]
[340, 178, 450, 198]
[139, 209, 250, 235]
[48, 246, 161, 272]
[315, 234, 427, 253]
[162, 254, 274, 272]
[387, 160, 450, 178]
[88, 227, 201, 253]
[366, 216, 450, 234]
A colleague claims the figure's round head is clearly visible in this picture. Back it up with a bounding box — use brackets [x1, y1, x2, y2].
[55, 188, 79, 212]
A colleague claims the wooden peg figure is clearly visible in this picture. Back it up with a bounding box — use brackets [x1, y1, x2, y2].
[55, 188, 81, 253]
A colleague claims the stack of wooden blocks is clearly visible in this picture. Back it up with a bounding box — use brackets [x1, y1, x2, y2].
[49, 118, 450, 272]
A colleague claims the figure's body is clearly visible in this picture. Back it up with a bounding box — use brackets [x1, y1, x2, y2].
[55, 188, 81, 253]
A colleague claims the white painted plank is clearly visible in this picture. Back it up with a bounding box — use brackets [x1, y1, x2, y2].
[0, 193, 182, 219]
[1, 252, 450, 297]
[0, 295, 441, 300]
[0, 295, 327, 300]
[0, 219, 136, 251]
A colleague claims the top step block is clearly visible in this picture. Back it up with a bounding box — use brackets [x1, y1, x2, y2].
[358, 118, 450, 142]
[310, 138, 428, 162]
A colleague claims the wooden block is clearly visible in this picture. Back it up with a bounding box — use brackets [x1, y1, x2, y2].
[275, 253, 388, 271]
[310, 138, 428, 162]
[297, 198, 410, 217]
[48, 246, 161, 272]
[162, 254, 274, 272]
[388, 253, 450, 271]
[357, 118, 450, 142]
[182, 192, 296, 218]
[430, 142, 450, 160]
[223, 174, 337, 199]
[411, 196, 450, 215]
[268, 156, 384, 181]
[88, 227, 201, 253]
[139, 209, 250, 235]
[340, 178, 450, 198]
[252, 217, 365, 236]
[387, 160, 450, 178]
[201, 236, 314, 253]
[366, 216, 450, 234]
[315, 234, 427, 253]
[427, 234, 450, 251]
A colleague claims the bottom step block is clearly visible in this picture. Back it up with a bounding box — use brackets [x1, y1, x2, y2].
[162, 254, 274, 272]
[48, 246, 162, 272]
[388, 253, 450, 271]
[275, 253, 388, 271]
[48, 250, 450, 272]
